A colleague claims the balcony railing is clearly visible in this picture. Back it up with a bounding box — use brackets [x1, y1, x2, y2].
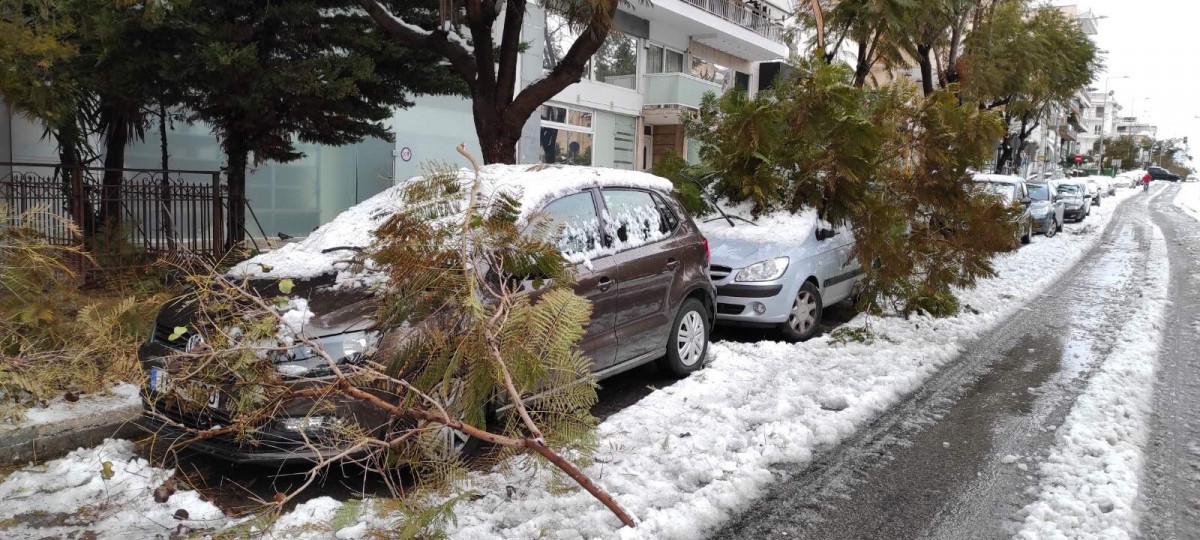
[644, 73, 723, 109]
[679, 0, 787, 42]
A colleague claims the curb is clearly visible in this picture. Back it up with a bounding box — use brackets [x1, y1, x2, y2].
[0, 404, 143, 466]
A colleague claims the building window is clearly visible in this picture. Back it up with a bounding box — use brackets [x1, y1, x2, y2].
[691, 57, 733, 91]
[645, 44, 685, 75]
[1095, 106, 1104, 118]
[540, 104, 594, 166]
[595, 32, 638, 90]
[1094, 125, 1101, 134]
[544, 11, 588, 76]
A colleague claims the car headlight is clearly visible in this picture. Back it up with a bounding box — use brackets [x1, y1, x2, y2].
[273, 331, 378, 378]
[735, 257, 789, 282]
[1031, 207, 1049, 217]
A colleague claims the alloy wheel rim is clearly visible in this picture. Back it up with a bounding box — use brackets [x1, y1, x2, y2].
[676, 311, 706, 366]
[433, 380, 472, 459]
[789, 291, 818, 333]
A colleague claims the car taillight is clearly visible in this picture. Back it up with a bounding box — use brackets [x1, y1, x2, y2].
[702, 237, 710, 266]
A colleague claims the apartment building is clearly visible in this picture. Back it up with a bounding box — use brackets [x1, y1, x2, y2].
[1, 1, 792, 238]
[1079, 89, 1122, 156]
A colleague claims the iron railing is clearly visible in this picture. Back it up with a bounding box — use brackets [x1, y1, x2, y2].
[679, 0, 787, 42]
[1, 162, 228, 271]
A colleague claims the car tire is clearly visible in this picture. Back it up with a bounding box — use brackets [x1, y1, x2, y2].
[1020, 220, 1032, 244]
[1045, 218, 1057, 238]
[423, 381, 496, 462]
[778, 281, 823, 342]
[657, 298, 709, 378]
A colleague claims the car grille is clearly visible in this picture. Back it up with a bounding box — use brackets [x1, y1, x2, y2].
[710, 264, 732, 281]
[717, 303, 745, 315]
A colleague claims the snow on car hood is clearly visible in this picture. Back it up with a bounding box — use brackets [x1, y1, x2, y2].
[700, 207, 823, 268]
[229, 164, 674, 282]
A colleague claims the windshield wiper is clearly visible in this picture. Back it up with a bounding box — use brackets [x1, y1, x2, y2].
[686, 176, 743, 227]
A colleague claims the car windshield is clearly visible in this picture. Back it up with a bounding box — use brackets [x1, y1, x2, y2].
[1027, 183, 1050, 201]
[1057, 184, 1082, 195]
[980, 182, 1017, 204]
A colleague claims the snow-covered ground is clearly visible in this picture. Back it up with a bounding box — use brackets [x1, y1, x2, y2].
[2, 383, 139, 431]
[0, 188, 1139, 539]
[0, 439, 229, 539]
[1014, 215, 1169, 539]
[1173, 181, 1200, 223]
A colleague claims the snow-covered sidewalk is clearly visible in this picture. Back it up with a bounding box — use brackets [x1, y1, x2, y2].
[1173, 181, 1200, 223]
[0, 188, 1140, 539]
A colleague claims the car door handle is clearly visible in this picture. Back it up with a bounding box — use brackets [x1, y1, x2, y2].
[597, 277, 613, 292]
[665, 258, 680, 271]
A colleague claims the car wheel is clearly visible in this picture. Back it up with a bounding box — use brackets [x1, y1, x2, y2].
[427, 379, 494, 461]
[657, 298, 709, 377]
[779, 281, 823, 342]
[1045, 218, 1057, 238]
[1021, 220, 1032, 244]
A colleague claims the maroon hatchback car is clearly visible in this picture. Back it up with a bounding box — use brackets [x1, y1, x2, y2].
[138, 165, 715, 463]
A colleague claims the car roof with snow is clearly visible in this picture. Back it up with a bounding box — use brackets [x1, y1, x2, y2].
[229, 164, 674, 281]
[973, 173, 1024, 184]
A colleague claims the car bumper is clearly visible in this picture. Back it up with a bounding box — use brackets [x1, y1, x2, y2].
[1064, 207, 1086, 219]
[135, 413, 331, 464]
[713, 280, 798, 325]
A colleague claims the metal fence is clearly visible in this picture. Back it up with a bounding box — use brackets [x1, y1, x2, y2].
[680, 0, 787, 42]
[1, 162, 227, 271]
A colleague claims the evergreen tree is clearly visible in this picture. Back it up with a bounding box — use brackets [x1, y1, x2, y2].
[177, 0, 462, 247]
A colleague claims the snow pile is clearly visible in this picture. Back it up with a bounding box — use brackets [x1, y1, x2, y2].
[0, 438, 229, 539]
[229, 165, 673, 281]
[3, 383, 139, 431]
[1174, 181, 1200, 223]
[1014, 220, 1169, 539]
[277, 298, 315, 345]
[698, 204, 821, 245]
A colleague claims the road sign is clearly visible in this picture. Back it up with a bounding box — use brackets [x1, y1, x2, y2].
[1074, 155, 1082, 164]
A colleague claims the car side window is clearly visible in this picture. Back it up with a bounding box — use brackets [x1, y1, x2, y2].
[540, 192, 601, 257]
[601, 189, 669, 247]
[650, 192, 680, 232]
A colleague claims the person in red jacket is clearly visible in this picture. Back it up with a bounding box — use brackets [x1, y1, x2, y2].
[1143, 172, 1152, 191]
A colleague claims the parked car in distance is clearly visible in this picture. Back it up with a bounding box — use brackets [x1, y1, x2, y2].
[1026, 181, 1065, 237]
[703, 210, 863, 342]
[973, 174, 1035, 246]
[1147, 166, 1181, 182]
[137, 165, 717, 463]
[1090, 175, 1116, 196]
[1082, 178, 1103, 206]
[1056, 181, 1092, 222]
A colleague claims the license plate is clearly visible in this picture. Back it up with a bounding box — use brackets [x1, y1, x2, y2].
[148, 367, 169, 392]
[206, 389, 222, 410]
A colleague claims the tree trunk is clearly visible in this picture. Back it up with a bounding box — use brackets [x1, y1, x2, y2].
[100, 117, 129, 229]
[916, 44, 935, 97]
[56, 119, 98, 239]
[158, 99, 177, 250]
[224, 134, 248, 251]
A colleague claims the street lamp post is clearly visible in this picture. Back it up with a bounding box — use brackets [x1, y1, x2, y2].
[1097, 75, 1129, 176]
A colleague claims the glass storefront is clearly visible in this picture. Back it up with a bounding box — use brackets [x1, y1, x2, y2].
[540, 104, 595, 166]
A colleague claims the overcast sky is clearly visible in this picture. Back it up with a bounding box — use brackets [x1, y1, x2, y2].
[1059, 0, 1200, 161]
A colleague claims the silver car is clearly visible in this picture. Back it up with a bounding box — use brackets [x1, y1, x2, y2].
[704, 213, 863, 342]
[1027, 181, 1065, 237]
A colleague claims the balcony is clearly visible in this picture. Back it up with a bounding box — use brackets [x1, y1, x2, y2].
[642, 73, 724, 125]
[678, 0, 787, 42]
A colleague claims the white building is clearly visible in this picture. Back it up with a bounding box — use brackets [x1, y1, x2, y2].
[1079, 89, 1122, 157]
[1, 1, 792, 238]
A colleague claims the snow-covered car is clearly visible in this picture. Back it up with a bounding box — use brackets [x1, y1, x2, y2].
[1089, 175, 1116, 197]
[1056, 181, 1092, 222]
[137, 165, 716, 463]
[1026, 181, 1065, 237]
[973, 174, 1035, 246]
[702, 210, 863, 342]
[1120, 169, 1148, 188]
[1081, 177, 1103, 206]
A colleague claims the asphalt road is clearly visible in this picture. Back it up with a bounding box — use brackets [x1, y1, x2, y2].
[709, 184, 1200, 540]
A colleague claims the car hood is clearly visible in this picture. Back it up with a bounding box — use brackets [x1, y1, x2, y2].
[708, 237, 823, 270]
[154, 274, 376, 341]
[1030, 200, 1054, 213]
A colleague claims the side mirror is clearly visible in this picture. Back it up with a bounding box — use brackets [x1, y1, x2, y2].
[816, 228, 838, 241]
[1020, 197, 1032, 206]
